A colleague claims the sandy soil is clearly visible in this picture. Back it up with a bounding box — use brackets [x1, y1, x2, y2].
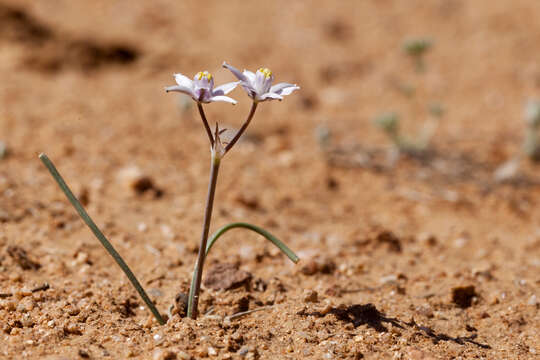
[1, 0, 539, 359]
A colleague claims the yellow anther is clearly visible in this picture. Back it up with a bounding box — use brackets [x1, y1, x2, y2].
[258, 68, 272, 78]
[196, 71, 213, 81]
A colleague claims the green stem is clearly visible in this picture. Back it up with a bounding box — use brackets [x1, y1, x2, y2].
[197, 102, 214, 147]
[225, 102, 258, 154]
[39, 153, 165, 325]
[187, 152, 221, 319]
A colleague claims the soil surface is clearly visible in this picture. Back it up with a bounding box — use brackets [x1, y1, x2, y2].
[1, 1, 539, 359]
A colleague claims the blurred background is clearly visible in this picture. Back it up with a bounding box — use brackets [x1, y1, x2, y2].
[1, 1, 540, 357]
[2, 0, 540, 262]
[2, 0, 540, 160]
[1, 0, 540, 242]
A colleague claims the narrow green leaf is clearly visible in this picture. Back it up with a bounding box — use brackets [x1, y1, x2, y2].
[39, 153, 165, 325]
[207, 222, 299, 263]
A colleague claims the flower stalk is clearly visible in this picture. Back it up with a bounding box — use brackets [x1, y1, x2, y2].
[225, 102, 258, 154]
[187, 150, 221, 319]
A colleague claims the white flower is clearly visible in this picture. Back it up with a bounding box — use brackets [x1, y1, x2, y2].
[222, 62, 299, 102]
[165, 71, 239, 104]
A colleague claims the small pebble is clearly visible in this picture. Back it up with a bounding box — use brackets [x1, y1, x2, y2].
[379, 274, 398, 285]
[454, 237, 467, 248]
[0, 300, 16, 311]
[237, 346, 249, 356]
[528, 294, 537, 306]
[207, 347, 217, 356]
[303, 290, 318, 303]
[64, 323, 82, 335]
[177, 350, 192, 360]
[319, 302, 333, 315]
[153, 349, 177, 360]
[161, 225, 174, 239]
[138, 222, 148, 232]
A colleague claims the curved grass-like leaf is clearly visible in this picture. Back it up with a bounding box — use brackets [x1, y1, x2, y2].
[188, 222, 299, 315]
[39, 153, 165, 325]
[206, 222, 299, 263]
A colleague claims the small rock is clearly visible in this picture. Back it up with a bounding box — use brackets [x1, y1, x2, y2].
[78, 349, 90, 358]
[73, 251, 90, 266]
[196, 348, 208, 357]
[527, 294, 537, 306]
[78, 187, 90, 206]
[1, 300, 15, 311]
[235, 296, 250, 313]
[138, 222, 148, 232]
[300, 260, 318, 275]
[172, 292, 188, 317]
[451, 285, 478, 308]
[319, 301, 334, 315]
[153, 350, 176, 360]
[237, 346, 249, 356]
[203, 263, 252, 291]
[454, 237, 467, 248]
[407, 347, 437, 360]
[207, 347, 217, 356]
[64, 323, 82, 335]
[160, 225, 174, 239]
[177, 351, 192, 360]
[493, 158, 520, 183]
[379, 274, 398, 285]
[117, 165, 162, 197]
[300, 257, 336, 275]
[376, 231, 402, 253]
[303, 290, 318, 303]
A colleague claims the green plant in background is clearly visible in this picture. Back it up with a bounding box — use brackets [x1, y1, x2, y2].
[40, 62, 300, 324]
[0, 140, 7, 159]
[372, 38, 443, 158]
[493, 100, 540, 182]
[373, 112, 432, 155]
[403, 37, 432, 72]
[523, 100, 540, 162]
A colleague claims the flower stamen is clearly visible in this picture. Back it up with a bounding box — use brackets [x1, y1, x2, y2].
[197, 71, 213, 81]
[258, 68, 272, 78]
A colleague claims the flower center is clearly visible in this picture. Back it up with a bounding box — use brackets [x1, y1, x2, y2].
[196, 71, 213, 81]
[258, 68, 272, 79]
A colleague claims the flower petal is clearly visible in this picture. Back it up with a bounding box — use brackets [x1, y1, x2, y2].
[270, 83, 299, 95]
[174, 73, 193, 88]
[209, 95, 238, 105]
[213, 81, 240, 96]
[240, 82, 257, 94]
[243, 70, 256, 83]
[165, 85, 195, 97]
[259, 92, 284, 101]
[222, 62, 247, 82]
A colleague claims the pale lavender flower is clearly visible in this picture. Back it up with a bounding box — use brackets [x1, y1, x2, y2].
[222, 62, 300, 102]
[165, 71, 239, 104]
